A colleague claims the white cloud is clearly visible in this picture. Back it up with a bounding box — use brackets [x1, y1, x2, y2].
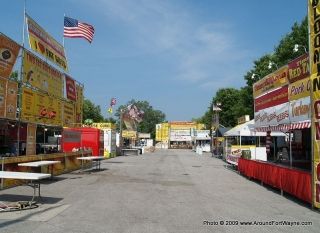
[80, 0, 249, 87]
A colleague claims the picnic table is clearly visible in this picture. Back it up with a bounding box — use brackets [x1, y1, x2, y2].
[18, 160, 61, 179]
[0, 171, 51, 202]
[77, 156, 105, 170]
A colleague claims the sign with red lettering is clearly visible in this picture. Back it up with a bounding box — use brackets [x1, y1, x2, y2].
[254, 86, 288, 112]
[288, 53, 309, 83]
[253, 66, 288, 98]
[65, 75, 76, 101]
[254, 102, 290, 127]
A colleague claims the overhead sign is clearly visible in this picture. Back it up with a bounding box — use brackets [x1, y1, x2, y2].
[92, 122, 115, 130]
[288, 53, 309, 83]
[253, 66, 288, 98]
[254, 102, 290, 127]
[0, 33, 20, 79]
[254, 86, 288, 112]
[23, 50, 64, 98]
[26, 14, 68, 71]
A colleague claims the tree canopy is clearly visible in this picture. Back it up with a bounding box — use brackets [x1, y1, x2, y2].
[199, 16, 308, 128]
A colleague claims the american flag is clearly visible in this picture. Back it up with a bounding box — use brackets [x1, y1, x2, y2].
[64, 16, 95, 43]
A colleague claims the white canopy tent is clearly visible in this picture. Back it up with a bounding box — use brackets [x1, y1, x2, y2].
[223, 120, 286, 165]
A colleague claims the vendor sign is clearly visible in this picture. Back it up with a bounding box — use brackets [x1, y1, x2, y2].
[65, 75, 76, 101]
[23, 50, 64, 98]
[253, 66, 288, 98]
[92, 122, 115, 130]
[255, 102, 290, 127]
[226, 146, 254, 166]
[309, 0, 320, 208]
[122, 130, 136, 139]
[288, 53, 309, 83]
[288, 77, 311, 101]
[21, 87, 62, 125]
[254, 85, 288, 112]
[289, 96, 311, 123]
[26, 14, 68, 71]
[0, 33, 20, 79]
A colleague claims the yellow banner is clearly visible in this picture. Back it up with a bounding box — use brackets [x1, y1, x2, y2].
[23, 50, 64, 98]
[122, 130, 137, 138]
[92, 122, 115, 130]
[288, 77, 311, 101]
[253, 66, 288, 98]
[0, 33, 20, 79]
[21, 87, 62, 125]
[309, 0, 320, 208]
[63, 101, 75, 127]
[26, 14, 68, 71]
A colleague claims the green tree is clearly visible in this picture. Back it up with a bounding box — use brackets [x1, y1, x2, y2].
[115, 99, 166, 139]
[83, 98, 104, 122]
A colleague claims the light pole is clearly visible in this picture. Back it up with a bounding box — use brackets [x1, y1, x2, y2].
[211, 103, 221, 157]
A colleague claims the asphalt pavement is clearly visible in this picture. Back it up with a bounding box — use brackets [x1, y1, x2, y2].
[0, 149, 319, 233]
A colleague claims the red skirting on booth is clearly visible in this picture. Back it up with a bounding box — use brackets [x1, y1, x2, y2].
[238, 158, 311, 203]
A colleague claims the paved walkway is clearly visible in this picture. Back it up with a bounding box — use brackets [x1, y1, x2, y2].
[0, 150, 319, 233]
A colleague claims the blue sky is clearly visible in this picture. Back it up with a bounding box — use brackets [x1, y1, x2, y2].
[1, 0, 307, 121]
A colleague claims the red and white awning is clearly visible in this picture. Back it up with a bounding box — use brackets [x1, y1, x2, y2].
[255, 121, 311, 132]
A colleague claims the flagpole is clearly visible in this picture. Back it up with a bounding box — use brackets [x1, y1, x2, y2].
[17, 0, 27, 156]
[63, 13, 65, 47]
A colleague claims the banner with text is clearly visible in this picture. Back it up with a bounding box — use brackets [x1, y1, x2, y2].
[26, 14, 68, 71]
[65, 75, 77, 101]
[288, 77, 311, 101]
[0, 33, 20, 79]
[288, 53, 309, 83]
[254, 102, 290, 127]
[308, 0, 320, 208]
[253, 66, 288, 98]
[254, 85, 288, 112]
[0, 78, 18, 119]
[21, 87, 62, 125]
[23, 50, 64, 98]
[75, 84, 83, 125]
[289, 96, 311, 123]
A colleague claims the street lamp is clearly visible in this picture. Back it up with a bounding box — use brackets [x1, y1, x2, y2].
[212, 103, 222, 157]
[251, 73, 259, 80]
[293, 44, 307, 53]
[268, 61, 278, 70]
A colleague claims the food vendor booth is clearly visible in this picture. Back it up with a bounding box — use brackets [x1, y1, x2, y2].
[192, 130, 211, 152]
[223, 119, 285, 165]
[238, 53, 313, 204]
